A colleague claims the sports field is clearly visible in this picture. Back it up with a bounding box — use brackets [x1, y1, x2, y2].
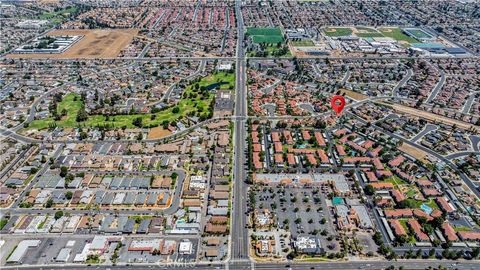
[355, 26, 377, 33]
[247, 27, 284, 44]
[291, 40, 315, 47]
[7, 29, 138, 59]
[323, 26, 420, 45]
[403, 28, 434, 39]
[355, 32, 385, 38]
[323, 27, 353, 37]
[378, 27, 418, 43]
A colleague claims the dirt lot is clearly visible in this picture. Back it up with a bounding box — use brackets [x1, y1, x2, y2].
[398, 142, 429, 163]
[148, 126, 172, 139]
[7, 29, 138, 59]
[375, 101, 480, 132]
[340, 88, 368, 101]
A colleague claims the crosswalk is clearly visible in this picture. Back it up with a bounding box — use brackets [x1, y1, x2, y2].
[227, 259, 253, 270]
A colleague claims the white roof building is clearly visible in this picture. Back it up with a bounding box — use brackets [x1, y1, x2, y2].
[63, 215, 80, 232]
[74, 243, 91, 262]
[178, 240, 193, 255]
[216, 62, 233, 71]
[56, 248, 71, 262]
[7, 240, 41, 263]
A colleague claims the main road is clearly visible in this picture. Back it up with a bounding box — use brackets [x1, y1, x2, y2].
[229, 0, 250, 266]
[2, 260, 478, 270]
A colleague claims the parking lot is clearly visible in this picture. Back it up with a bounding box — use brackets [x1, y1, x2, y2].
[255, 186, 341, 253]
[1, 236, 93, 265]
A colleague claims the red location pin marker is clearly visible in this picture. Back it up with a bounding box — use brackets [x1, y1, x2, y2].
[331, 95, 346, 115]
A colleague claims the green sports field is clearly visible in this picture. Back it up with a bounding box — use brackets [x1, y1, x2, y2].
[355, 26, 378, 33]
[291, 40, 315, 47]
[403, 28, 434, 39]
[247, 27, 284, 44]
[323, 27, 353, 37]
[379, 27, 419, 43]
[355, 32, 385, 38]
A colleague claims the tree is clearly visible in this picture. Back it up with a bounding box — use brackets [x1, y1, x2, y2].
[54, 211, 64, 220]
[397, 199, 417, 209]
[76, 106, 88, 122]
[132, 117, 143, 128]
[79, 131, 87, 140]
[30, 167, 39, 174]
[162, 120, 170, 129]
[172, 106, 180, 114]
[471, 247, 480, 259]
[65, 191, 73, 200]
[373, 231, 384, 245]
[364, 184, 375, 195]
[60, 166, 68, 177]
[45, 199, 53, 208]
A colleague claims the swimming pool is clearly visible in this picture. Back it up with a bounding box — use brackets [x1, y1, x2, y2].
[420, 204, 433, 215]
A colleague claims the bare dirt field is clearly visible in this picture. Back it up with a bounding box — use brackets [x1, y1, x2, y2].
[7, 29, 138, 59]
[148, 126, 172, 139]
[340, 89, 368, 101]
[375, 101, 480, 132]
[398, 142, 429, 163]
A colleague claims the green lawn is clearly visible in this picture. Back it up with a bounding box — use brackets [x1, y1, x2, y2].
[401, 198, 439, 210]
[247, 27, 282, 36]
[0, 218, 8, 230]
[454, 226, 473, 232]
[38, 6, 78, 26]
[398, 219, 417, 244]
[39, 6, 78, 19]
[247, 27, 284, 44]
[385, 175, 408, 187]
[252, 35, 284, 44]
[406, 188, 418, 198]
[324, 27, 353, 37]
[266, 45, 291, 56]
[424, 199, 439, 210]
[356, 27, 378, 33]
[28, 92, 82, 130]
[379, 27, 419, 43]
[403, 198, 424, 208]
[246, 27, 290, 56]
[355, 32, 385, 38]
[404, 28, 434, 39]
[291, 40, 315, 47]
[28, 72, 234, 130]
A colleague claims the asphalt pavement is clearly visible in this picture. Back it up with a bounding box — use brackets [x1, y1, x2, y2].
[230, 0, 250, 262]
[2, 260, 479, 270]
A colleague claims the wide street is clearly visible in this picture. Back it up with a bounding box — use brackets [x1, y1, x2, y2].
[1, 260, 479, 270]
[230, 0, 250, 262]
[1, 2, 480, 270]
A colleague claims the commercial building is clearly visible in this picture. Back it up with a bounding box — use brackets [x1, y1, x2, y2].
[294, 236, 323, 254]
[178, 240, 193, 255]
[7, 240, 41, 263]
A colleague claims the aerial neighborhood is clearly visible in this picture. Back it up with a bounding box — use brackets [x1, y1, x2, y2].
[0, 1, 479, 270]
